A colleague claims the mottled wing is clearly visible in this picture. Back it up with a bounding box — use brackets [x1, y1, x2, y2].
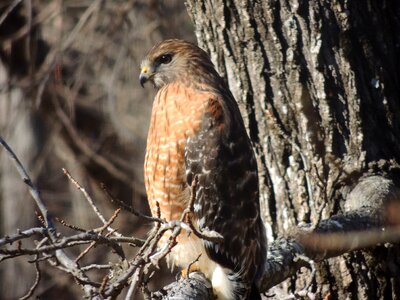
[185, 91, 266, 283]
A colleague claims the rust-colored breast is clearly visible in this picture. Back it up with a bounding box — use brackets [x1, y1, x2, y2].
[144, 82, 210, 221]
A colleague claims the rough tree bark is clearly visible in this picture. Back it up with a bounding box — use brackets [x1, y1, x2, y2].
[184, 1, 400, 299]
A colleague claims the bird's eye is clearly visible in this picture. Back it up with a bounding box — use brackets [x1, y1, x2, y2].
[159, 54, 172, 64]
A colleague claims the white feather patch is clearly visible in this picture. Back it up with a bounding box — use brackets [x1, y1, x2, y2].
[211, 265, 234, 300]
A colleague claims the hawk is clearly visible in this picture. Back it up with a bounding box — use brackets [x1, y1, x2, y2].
[140, 39, 266, 300]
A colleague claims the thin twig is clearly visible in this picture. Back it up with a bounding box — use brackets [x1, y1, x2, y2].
[55, 217, 87, 232]
[0, 0, 23, 26]
[63, 168, 107, 223]
[0, 140, 97, 291]
[0, 137, 103, 293]
[63, 168, 122, 238]
[0, 227, 47, 247]
[102, 257, 146, 297]
[101, 183, 163, 223]
[81, 264, 112, 271]
[0, 231, 131, 259]
[29, 253, 55, 263]
[19, 259, 41, 300]
[0, 137, 53, 228]
[125, 268, 142, 300]
[99, 275, 109, 295]
[75, 209, 123, 263]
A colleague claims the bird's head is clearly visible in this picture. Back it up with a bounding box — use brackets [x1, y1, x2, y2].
[139, 39, 218, 89]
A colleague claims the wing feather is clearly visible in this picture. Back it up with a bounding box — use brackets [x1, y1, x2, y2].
[184, 92, 266, 283]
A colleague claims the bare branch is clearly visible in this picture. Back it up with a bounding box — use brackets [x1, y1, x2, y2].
[0, 227, 47, 247]
[125, 267, 143, 300]
[0, 231, 138, 259]
[152, 272, 213, 300]
[75, 208, 123, 263]
[0, 0, 23, 26]
[0, 136, 53, 229]
[81, 264, 113, 271]
[101, 183, 164, 223]
[0, 136, 105, 297]
[19, 259, 41, 300]
[63, 168, 107, 224]
[55, 217, 87, 232]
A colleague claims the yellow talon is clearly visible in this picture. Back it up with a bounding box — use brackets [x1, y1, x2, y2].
[181, 263, 200, 278]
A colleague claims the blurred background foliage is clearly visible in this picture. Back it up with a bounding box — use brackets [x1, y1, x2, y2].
[0, 0, 195, 298]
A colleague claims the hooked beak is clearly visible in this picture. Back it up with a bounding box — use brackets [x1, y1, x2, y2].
[139, 65, 153, 88]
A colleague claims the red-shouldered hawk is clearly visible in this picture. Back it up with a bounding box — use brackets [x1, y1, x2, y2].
[140, 39, 266, 300]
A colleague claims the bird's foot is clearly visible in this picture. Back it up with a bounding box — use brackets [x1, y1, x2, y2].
[181, 263, 200, 278]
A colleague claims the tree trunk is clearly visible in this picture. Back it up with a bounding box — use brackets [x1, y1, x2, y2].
[186, 1, 400, 299]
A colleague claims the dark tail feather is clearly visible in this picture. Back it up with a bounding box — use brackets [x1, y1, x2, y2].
[247, 283, 262, 300]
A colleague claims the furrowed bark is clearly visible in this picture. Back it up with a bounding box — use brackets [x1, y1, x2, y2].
[185, 1, 400, 299]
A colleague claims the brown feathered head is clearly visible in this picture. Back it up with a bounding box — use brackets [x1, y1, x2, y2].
[139, 39, 220, 89]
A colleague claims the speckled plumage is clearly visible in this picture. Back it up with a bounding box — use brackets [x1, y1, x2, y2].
[140, 39, 266, 300]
